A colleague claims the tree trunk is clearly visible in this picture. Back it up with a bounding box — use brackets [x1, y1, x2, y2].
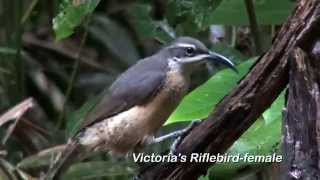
[282, 48, 320, 179]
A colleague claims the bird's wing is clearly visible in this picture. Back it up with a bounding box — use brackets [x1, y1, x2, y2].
[77, 61, 167, 132]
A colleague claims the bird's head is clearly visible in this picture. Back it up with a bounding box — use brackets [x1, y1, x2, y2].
[162, 37, 237, 73]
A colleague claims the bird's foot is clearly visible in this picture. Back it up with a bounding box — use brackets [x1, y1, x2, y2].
[151, 120, 201, 154]
[169, 119, 201, 155]
[132, 175, 141, 180]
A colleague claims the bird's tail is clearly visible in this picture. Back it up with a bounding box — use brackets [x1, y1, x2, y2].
[43, 140, 83, 180]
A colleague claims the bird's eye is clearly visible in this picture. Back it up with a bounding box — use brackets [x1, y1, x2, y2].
[185, 47, 195, 56]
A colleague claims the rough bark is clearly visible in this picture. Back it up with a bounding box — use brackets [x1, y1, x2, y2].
[138, 0, 320, 179]
[282, 49, 320, 179]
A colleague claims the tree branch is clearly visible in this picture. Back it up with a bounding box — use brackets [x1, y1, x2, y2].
[138, 0, 320, 179]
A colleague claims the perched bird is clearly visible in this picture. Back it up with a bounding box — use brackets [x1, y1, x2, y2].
[44, 37, 236, 179]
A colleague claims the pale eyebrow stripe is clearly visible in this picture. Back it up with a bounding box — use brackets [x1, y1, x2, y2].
[183, 54, 209, 61]
[176, 43, 196, 48]
[167, 43, 196, 49]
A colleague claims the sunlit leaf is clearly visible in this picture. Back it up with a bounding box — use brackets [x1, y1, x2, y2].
[53, 0, 100, 40]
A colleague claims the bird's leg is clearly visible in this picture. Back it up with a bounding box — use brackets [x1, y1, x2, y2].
[151, 130, 184, 144]
[132, 121, 201, 180]
[151, 119, 201, 153]
[169, 119, 201, 154]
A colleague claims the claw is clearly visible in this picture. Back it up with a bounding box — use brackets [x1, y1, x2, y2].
[169, 119, 202, 154]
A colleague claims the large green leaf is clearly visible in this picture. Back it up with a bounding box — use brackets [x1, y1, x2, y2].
[165, 58, 256, 125]
[53, 0, 100, 40]
[167, 54, 284, 178]
[211, 43, 247, 65]
[262, 90, 285, 124]
[210, 92, 284, 178]
[208, 0, 294, 25]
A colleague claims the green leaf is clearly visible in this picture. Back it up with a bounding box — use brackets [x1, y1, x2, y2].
[17, 146, 64, 169]
[211, 43, 247, 64]
[127, 4, 175, 43]
[53, 0, 100, 40]
[166, 0, 294, 32]
[86, 14, 140, 65]
[208, 0, 295, 25]
[263, 91, 285, 124]
[165, 54, 284, 178]
[166, 0, 223, 30]
[63, 161, 136, 179]
[198, 175, 210, 180]
[210, 93, 284, 178]
[165, 58, 256, 125]
[66, 96, 99, 137]
[0, 47, 17, 55]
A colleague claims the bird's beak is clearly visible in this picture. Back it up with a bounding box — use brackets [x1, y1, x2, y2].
[206, 51, 238, 73]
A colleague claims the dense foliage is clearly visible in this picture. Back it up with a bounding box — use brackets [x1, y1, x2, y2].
[0, 0, 294, 179]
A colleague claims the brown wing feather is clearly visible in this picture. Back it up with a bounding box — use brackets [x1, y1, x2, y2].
[77, 56, 168, 132]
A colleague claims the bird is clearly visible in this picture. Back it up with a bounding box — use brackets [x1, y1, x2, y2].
[43, 37, 236, 179]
